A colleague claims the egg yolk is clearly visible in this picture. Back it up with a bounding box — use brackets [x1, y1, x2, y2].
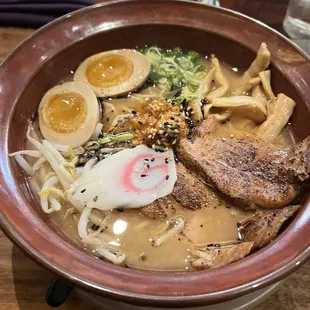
[86, 54, 134, 88]
[43, 92, 87, 134]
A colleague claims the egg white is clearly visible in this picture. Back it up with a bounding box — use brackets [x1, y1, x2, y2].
[38, 81, 99, 148]
[73, 49, 150, 98]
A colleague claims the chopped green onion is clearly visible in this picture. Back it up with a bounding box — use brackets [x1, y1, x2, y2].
[99, 132, 134, 145]
[139, 46, 206, 105]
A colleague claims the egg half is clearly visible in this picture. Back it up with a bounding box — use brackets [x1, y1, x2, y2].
[38, 81, 100, 147]
[73, 49, 150, 97]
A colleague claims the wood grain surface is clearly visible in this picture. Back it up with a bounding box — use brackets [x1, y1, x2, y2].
[0, 1, 309, 309]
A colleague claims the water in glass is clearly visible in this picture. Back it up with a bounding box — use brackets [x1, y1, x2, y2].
[283, 0, 310, 53]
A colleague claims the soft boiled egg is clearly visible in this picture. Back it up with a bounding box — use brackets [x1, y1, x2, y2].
[73, 49, 150, 97]
[38, 81, 100, 148]
[68, 145, 177, 211]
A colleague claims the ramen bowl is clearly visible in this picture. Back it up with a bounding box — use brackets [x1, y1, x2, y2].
[0, 0, 310, 308]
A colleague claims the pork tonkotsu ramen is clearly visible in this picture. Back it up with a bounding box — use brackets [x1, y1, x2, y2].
[10, 44, 309, 270]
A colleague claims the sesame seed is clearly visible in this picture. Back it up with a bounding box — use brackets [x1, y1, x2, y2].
[141, 174, 147, 177]
[151, 158, 155, 162]
[81, 189, 86, 193]
[165, 175, 169, 180]
[93, 196, 98, 202]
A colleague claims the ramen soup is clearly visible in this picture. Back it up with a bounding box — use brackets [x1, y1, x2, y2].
[10, 44, 308, 271]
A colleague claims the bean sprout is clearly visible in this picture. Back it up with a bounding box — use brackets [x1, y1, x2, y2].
[40, 176, 59, 213]
[42, 140, 67, 164]
[32, 156, 47, 171]
[49, 142, 70, 153]
[96, 247, 127, 265]
[26, 127, 73, 190]
[78, 206, 92, 238]
[153, 216, 185, 246]
[43, 172, 56, 183]
[9, 150, 42, 158]
[48, 195, 62, 211]
[63, 207, 75, 221]
[14, 154, 34, 175]
[92, 122, 103, 139]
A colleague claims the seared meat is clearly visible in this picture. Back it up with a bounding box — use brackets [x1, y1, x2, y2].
[140, 200, 167, 220]
[190, 242, 253, 270]
[141, 163, 219, 219]
[178, 117, 310, 209]
[140, 196, 176, 220]
[172, 163, 218, 210]
[240, 205, 300, 250]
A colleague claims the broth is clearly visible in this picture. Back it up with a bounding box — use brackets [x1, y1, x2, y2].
[49, 190, 250, 271]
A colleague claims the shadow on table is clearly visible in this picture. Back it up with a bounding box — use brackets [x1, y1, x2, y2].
[11, 245, 86, 310]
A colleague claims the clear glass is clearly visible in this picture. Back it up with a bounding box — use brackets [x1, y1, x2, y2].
[283, 0, 310, 53]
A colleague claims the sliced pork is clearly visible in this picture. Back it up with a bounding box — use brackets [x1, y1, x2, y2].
[239, 205, 300, 249]
[190, 242, 253, 270]
[178, 117, 310, 209]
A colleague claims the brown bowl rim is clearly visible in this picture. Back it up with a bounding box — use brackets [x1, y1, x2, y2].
[0, 0, 310, 307]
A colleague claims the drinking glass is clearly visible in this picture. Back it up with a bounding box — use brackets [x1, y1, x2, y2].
[283, 0, 310, 53]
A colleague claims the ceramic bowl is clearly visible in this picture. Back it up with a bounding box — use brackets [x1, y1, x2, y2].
[0, 0, 310, 308]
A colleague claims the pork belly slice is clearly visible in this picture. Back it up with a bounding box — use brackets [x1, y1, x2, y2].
[240, 205, 300, 250]
[141, 163, 219, 219]
[178, 117, 310, 209]
[190, 242, 253, 270]
[172, 162, 220, 210]
[140, 196, 174, 220]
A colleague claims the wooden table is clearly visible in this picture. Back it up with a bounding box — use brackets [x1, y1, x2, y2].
[1, 1, 310, 310]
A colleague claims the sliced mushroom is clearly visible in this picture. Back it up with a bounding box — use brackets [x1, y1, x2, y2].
[213, 111, 232, 122]
[203, 103, 213, 119]
[232, 43, 270, 95]
[188, 67, 216, 122]
[251, 84, 267, 109]
[259, 70, 275, 101]
[197, 67, 216, 96]
[206, 57, 230, 101]
[190, 241, 253, 270]
[212, 96, 267, 123]
[232, 76, 261, 96]
[245, 43, 271, 79]
[189, 98, 204, 122]
[256, 93, 296, 142]
[239, 205, 300, 250]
